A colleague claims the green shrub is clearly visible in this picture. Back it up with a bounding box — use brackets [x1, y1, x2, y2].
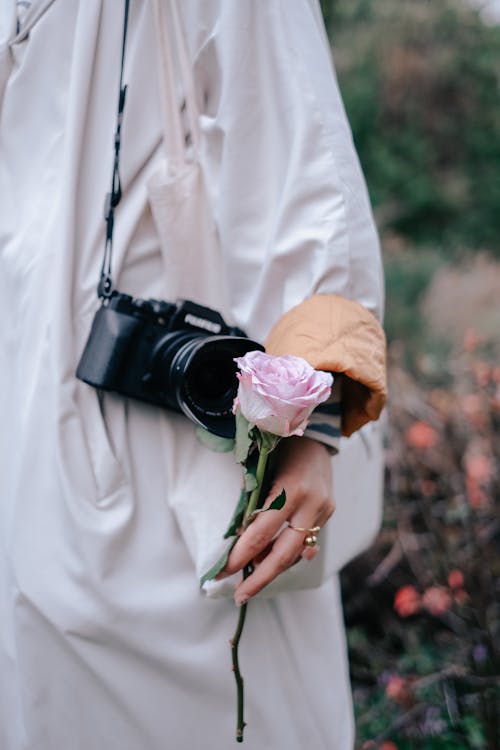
[383, 248, 444, 347]
[321, 0, 500, 254]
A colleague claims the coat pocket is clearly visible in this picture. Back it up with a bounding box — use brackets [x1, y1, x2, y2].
[62, 379, 128, 504]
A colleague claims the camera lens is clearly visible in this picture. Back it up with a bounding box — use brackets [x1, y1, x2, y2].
[149, 332, 262, 438]
[174, 336, 261, 437]
[182, 341, 238, 415]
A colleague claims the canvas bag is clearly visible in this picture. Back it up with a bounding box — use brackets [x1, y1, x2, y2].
[147, 0, 384, 598]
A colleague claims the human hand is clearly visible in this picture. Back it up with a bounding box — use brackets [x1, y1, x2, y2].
[220, 436, 335, 605]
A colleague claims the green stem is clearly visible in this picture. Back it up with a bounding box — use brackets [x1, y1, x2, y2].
[231, 443, 270, 743]
[231, 563, 253, 743]
[241, 447, 269, 529]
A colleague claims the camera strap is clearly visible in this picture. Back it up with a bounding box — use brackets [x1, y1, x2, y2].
[98, 0, 131, 299]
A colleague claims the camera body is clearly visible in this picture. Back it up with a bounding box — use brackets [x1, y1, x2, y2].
[76, 293, 263, 437]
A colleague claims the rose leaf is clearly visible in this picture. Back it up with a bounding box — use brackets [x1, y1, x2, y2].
[234, 409, 255, 463]
[196, 427, 235, 453]
[200, 537, 238, 587]
[223, 487, 248, 539]
[251, 489, 287, 518]
[268, 488, 287, 511]
[244, 468, 258, 491]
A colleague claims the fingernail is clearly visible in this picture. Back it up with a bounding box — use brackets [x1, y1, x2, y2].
[301, 545, 320, 561]
[235, 593, 250, 606]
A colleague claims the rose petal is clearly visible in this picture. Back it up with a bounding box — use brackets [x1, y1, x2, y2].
[234, 352, 333, 436]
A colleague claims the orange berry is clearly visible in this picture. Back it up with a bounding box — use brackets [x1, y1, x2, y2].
[422, 586, 452, 616]
[394, 585, 421, 617]
[405, 421, 438, 449]
[448, 569, 464, 589]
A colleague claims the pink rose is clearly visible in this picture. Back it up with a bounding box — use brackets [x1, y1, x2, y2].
[234, 351, 333, 437]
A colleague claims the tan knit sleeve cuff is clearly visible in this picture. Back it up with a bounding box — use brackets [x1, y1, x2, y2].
[264, 294, 387, 437]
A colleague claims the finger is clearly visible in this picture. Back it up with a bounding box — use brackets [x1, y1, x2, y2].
[223, 489, 334, 578]
[235, 506, 331, 595]
[221, 485, 295, 576]
[233, 526, 314, 604]
[253, 541, 274, 565]
[298, 501, 334, 532]
[286, 515, 324, 563]
[301, 545, 320, 561]
[284, 500, 332, 548]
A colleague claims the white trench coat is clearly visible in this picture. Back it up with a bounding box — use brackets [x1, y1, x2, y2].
[0, 2, 384, 749]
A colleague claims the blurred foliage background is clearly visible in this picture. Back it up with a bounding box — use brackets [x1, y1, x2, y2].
[321, 0, 500, 359]
[319, 1, 500, 748]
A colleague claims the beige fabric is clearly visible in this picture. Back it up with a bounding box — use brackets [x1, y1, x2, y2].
[265, 293, 387, 436]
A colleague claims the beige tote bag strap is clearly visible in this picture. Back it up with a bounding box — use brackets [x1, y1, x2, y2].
[151, 0, 200, 165]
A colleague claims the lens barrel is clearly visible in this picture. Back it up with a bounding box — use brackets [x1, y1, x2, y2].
[150, 333, 261, 438]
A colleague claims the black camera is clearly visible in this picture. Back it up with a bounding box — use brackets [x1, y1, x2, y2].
[76, 293, 263, 438]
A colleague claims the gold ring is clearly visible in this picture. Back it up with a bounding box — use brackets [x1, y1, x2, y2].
[304, 534, 318, 548]
[287, 523, 321, 534]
